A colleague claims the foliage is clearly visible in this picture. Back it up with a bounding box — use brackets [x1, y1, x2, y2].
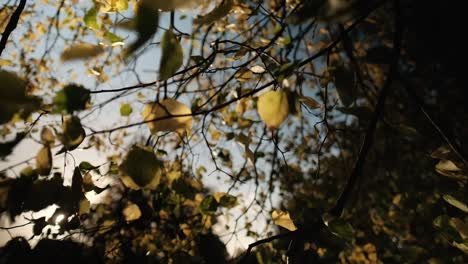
[0, 0, 467, 263]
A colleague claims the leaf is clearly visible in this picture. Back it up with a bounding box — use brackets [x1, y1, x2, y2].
[436, 160, 462, 172]
[36, 147, 52, 176]
[104, 31, 124, 45]
[99, 0, 129, 12]
[53, 84, 91, 113]
[120, 145, 162, 189]
[327, 218, 355, 241]
[257, 90, 289, 129]
[299, 96, 321, 109]
[235, 68, 253, 82]
[219, 194, 238, 208]
[40, 127, 55, 146]
[123, 203, 142, 222]
[84, 7, 99, 30]
[449, 218, 468, 239]
[250, 65, 266, 74]
[193, 0, 234, 25]
[452, 241, 468, 254]
[125, 4, 158, 55]
[159, 29, 183, 81]
[58, 116, 86, 154]
[443, 194, 468, 213]
[143, 99, 193, 134]
[200, 195, 218, 215]
[79, 161, 99, 171]
[120, 103, 133, 116]
[332, 66, 355, 106]
[0, 70, 41, 125]
[272, 210, 297, 231]
[0, 132, 26, 159]
[60, 43, 104, 62]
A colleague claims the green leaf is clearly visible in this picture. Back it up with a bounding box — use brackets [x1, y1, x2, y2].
[327, 218, 354, 241]
[120, 103, 133, 116]
[443, 194, 468, 213]
[125, 4, 158, 55]
[53, 84, 91, 113]
[84, 7, 99, 30]
[79, 161, 99, 171]
[200, 195, 218, 215]
[159, 29, 183, 81]
[104, 31, 124, 45]
[193, 0, 233, 25]
[120, 145, 162, 188]
[332, 66, 355, 107]
[219, 194, 238, 208]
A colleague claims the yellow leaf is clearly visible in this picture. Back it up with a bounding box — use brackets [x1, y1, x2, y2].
[143, 99, 193, 134]
[272, 209, 297, 231]
[79, 198, 91, 215]
[40, 127, 55, 146]
[60, 43, 104, 62]
[436, 160, 462, 172]
[60, 116, 85, 152]
[36, 146, 52, 176]
[123, 202, 142, 222]
[250, 65, 266, 74]
[257, 90, 289, 129]
[450, 218, 468, 239]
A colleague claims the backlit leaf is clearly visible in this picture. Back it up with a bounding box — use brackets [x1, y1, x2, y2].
[272, 210, 297, 231]
[143, 99, 193, 134]
[120, 103, 133, 116]
[53, 84, 91, 113]
[123, 203, 142, 222]
[40, 127, 55, 146]
[36, 147, 52, 176]
[257, 90, 289, 129]
[84, 7, 99, 30]
[200, 195, 218, 215]
[443, 194, 468, 213]
[58, 116, 86, 153]
[299, 95, 321, 109]
[125, 4, 158, 55]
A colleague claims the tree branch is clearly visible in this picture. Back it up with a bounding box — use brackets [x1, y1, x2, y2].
[0, 0, 27, 57]
[239, 231, 295, 263]
[329, 0, 403, 217]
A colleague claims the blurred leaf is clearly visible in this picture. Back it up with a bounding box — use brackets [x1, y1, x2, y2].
[123, 202, 142, 222]
[104, 31, 124, 45]
[193, 0, 234, 25]
[159, 29, 183, 81]
[219, 194, 238, 208]
[36, 147, 52, 176]
[0, 70, 40, 125]
[53, 84, 91, 113]
[79, 161, 99, 171]
[120, 103, 133, 116]
[327, 218, 354, 241]
[272, 210, 297, 231]
[84, 7, 99, 30]
[125, 4, 158, 55]
[443, 194, 468, 213]
[452, 241, 468, 254]
[58, 116, 86, 154]
[449, 218, 468, 239]
[200, 195, 218, 215]
[60, 43, 104, 62]
[250, 65, 266, 74]
[332, 66, 355, 107]
[120, 145, 162, 189]
[99, 0, 129, 12]
[257, 91, 289, 129]
[143, 99, 193, 134]
[299, 95, 321, 109]
[141, 0, 203, 11]
[40, 127, 55, 146]
[0, 132, 26, 159]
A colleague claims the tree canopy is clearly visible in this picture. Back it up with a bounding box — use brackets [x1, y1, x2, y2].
[0, 0, 467, 263]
